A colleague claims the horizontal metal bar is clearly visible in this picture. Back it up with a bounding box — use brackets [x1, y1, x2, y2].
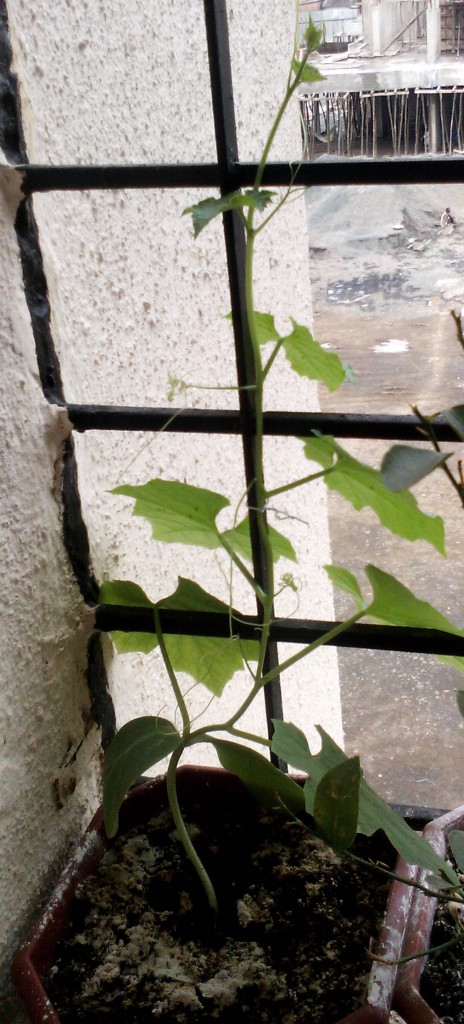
[17, 155, 464, 195]
[67, 404, 458, 441]
[95, 605, 464, 656]
[18, 163, 222, 194]
[241, 157, 464, 187]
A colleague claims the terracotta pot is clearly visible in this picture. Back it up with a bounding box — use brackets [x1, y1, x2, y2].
[394, 804, 464, 1023]
[12, 766, 417, 1024]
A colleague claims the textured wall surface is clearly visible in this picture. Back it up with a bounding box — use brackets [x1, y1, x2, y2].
[2, 3, 341, 1019]
[0, 164, 102, 1022]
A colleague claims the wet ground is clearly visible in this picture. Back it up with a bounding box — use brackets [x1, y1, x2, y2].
[307, 183, 464, 810]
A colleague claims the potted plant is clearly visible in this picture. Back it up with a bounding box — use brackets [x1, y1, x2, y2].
[12, 13, 464, 1023]
[12, 766, 422, 1024]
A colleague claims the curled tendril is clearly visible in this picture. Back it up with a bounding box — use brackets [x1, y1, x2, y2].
[167, 375, 190, 402]
[280, 572, 300, 593]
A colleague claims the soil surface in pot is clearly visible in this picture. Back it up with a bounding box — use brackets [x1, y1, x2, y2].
[421, 885, 464, 1023]
[46, 798, 393, 1023]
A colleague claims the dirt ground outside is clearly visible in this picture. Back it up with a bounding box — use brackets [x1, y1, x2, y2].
[306, 182, 464, 810]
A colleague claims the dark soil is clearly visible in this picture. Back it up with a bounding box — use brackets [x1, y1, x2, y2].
[46, 797, 393, 1023]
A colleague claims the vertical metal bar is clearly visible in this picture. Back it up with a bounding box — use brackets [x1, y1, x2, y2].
[203, 0, 284, 753]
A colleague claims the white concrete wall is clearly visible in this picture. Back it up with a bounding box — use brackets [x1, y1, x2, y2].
[1, 2, 341, 1018]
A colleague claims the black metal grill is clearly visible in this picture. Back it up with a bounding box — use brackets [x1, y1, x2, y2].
[3, 0, 464, 750]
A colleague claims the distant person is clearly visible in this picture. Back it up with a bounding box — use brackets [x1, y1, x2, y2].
[440, 207, 455, 228]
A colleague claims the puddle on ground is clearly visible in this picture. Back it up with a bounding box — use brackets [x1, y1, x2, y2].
[372, 339, 410, 354]
[326, 272, 420, 310]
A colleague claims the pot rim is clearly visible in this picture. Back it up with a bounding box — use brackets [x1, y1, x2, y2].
[394, 802, 464, 1024]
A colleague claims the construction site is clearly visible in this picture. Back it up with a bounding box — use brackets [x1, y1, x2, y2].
[299, 0, 464, 157]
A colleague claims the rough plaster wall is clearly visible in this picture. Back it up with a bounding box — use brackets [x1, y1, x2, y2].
[0, 170, 102, 1020]
[3, 2, 341, 1016]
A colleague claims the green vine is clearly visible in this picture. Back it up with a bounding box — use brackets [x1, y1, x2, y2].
[100, 10, 463, 942]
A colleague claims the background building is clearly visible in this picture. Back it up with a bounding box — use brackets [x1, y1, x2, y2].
[299, 0, 464, 155]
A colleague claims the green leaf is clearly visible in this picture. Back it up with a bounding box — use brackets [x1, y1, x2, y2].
[291, 60, 323, 83]
[303, 436, 445, 553]
[328, 565, 464, 675]
[113, 479, 229, 550]
[449, 830, 464, 873]
[272, 725, 457, 882]
[253, 311, 280, 346]
[159, 577, 261, 688]
[103, 716, 180, 837]
[221, 516, 297, 564]
[159, 579, 259, 680]
[443, 404, 464, 440]
[99, 579, 159, 654]
[303, 20, 324, 51]
[212, 739, 305, 815]
[99, 579, 152, 607]
[313, 757, 361, 853]
[100, 576, 259, 694]
[270, 720, 312, 772]
[303, 435, 335, 470]
[381, 446, 449, 492]
[324, 564, 364, 612]
[457, 691, 464, 718]
[164, 634, 253, 696]
[282, 321, 346, 392]
[184, 189, 276, 237]
[365, 565, 464, 639]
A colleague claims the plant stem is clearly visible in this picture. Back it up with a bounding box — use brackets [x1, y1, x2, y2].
[229, 725, 272, 747]
[262, 336, 287, 380]
[242, 199, 277, 692]
[265, 467, 334, 500]
[154, 608, 190, 737]
[412, 404, 464, 508]
[166, 746, 219, 916]
[253, 76, 301, 191]
[371, 933, 464, 968]
[259, 609, 365, 688]
[219, 532, 266, 602]
[347, 850, 462, 903]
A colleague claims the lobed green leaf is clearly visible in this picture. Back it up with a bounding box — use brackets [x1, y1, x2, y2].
[303, 436, 445, 553]
[184, 189, 276, 237]
[99, 579, 159, 654]
[303, 20, 324, 52]
[103, 716, 180, 837]
[365, 565, 464, 637]
[213, 739, 305, 814]
[282, 320, 346, 392]
[270, 720, 312, 772]
[253, 311, 281, 346]
[99, 576, 259, 695]
[291, 60, 323, 83]
[221, 515, 297, 564]
[272, 724, 458, 882]
[112, 479, 229, 550]
[324, 565, 364, 611]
